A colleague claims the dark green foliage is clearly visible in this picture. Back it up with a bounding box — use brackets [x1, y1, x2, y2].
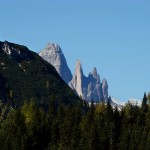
[0, 93, 149, 150]
[0, 41, 79, 107]
[141, 93, 148, 113]
[0, 109, 27, 150]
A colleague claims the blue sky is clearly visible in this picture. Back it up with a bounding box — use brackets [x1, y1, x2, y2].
[0, 0, 150, 102]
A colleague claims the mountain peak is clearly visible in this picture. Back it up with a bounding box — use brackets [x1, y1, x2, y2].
[92, 67, 97, 74]
[39, 43, 72, 83]
[102, 78, 107, 84]
[43, 43, 62, 54]
[76, 59, 81, 65]
[90, 67, 99, 79]
[75, 60, 83, 75]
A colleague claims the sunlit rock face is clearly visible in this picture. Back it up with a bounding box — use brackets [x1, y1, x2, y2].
[39, 43, 72, 83]
[39, 43, 109, 102]
[69, 61, 108, 102]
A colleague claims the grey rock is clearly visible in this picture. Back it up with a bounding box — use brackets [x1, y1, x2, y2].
[39, 43, 109, 102]
[101, 79, 108, 102]
[69, 60, 108, 102]
[39, 43, 72, 83]
[69, 60, 84, 97]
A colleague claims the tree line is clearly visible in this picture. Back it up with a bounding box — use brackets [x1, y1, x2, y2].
[0, 93, 150, 150]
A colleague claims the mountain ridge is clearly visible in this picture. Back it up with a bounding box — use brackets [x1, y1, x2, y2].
[39, 43, 109, 103]
[0, 41, 79, 106]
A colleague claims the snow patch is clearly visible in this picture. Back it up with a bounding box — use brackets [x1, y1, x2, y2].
[128, 98, 142, 106]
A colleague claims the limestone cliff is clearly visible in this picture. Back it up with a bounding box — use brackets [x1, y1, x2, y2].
[39, 43, 72, 83]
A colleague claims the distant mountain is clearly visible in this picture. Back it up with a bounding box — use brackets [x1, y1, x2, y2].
[0, 41, 78, 106]
[110, 96, 123, 109]
[127, 98, 142, 106]
[39, 43, 109, 102]
[39, 43, 72, 83]
[110, 97, 142, 109]
[69, 60, 108, 102]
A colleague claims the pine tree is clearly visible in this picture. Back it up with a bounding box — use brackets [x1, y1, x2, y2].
[21, 100, 48, 149]
[141, 93, 148, 113]
[0, 109, 27, 150]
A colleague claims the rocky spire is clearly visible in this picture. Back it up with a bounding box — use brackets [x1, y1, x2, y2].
[89, 67, 100, 80]
[39, 43, 109, 103]
[91, 67, 98, 77]
[69, 60, 108, 102]
[101, 78, 108, 102]
[69, 60, 84, 97]
[39, 43, 72, 83]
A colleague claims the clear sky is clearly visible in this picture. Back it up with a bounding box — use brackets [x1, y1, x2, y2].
[0, 0, 150, 102]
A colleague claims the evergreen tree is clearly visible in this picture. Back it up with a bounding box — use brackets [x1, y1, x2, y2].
[70, 103, 82, 149]
[138, 127, 148, 150]
[141, 92, 148, 113]
[105, 96, 113, 150]
[21, 100, 48, 150]
[0, 109, 27, 150]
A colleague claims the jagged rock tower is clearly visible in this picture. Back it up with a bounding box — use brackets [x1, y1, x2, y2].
[69, 60, 108, 102]
[69, 60, 84, 97]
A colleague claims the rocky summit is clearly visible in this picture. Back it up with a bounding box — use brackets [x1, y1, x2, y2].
[69, 60, 108, 102]
[39, 43, 72, 83]
[39, 43, 109, 102]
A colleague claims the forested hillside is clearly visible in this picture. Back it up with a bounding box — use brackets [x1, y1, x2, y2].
[0, 41, 79, 106]
[0, 93, 150, 150]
